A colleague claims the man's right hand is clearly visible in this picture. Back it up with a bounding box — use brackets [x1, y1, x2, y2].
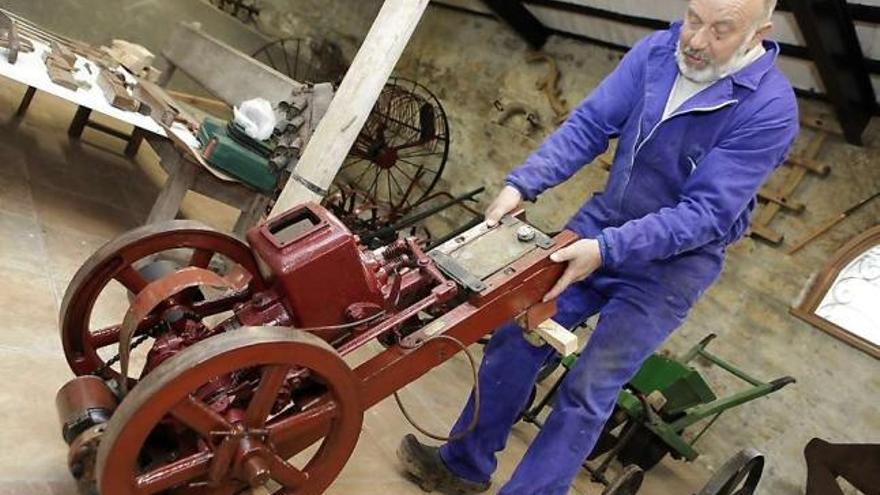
[485, 185, 523, 227]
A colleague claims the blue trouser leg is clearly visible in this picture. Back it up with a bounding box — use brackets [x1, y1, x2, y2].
[497, 287, 691, 495]
[439, 281, 608, 484]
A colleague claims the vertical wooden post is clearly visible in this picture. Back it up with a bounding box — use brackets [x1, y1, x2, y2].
[269, 0, 430, 218]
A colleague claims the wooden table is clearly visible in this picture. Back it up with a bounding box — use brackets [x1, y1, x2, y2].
[0, 29, 269, 235]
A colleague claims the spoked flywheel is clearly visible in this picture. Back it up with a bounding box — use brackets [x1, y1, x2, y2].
[328, 77, 450, 227]
[96, 327, 363, 495]
[60, 220, 267, 382]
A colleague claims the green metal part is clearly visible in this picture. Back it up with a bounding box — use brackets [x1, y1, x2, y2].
[197, 117, 278, 194]
[558, 333, 795, 463]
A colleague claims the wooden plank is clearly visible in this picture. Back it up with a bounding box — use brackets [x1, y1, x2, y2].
[757, 187, 805, 212]
[161, 22, 305, 106]
[233, 195, 272, 237]
[269, 0, 430, 218]
[787, 155, 830, 176]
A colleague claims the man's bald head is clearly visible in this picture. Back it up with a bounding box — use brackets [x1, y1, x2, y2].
[762, 0, 778, 22]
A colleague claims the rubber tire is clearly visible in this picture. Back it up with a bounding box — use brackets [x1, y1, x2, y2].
[602, 465, 645, 495]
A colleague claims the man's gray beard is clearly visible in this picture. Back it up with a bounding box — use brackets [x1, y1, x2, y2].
[676, 35, 756, 83]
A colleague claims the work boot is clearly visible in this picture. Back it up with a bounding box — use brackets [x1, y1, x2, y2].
[397, 434, 490, 494]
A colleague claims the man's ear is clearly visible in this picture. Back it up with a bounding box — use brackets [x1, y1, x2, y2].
[751, 21, 773, 48]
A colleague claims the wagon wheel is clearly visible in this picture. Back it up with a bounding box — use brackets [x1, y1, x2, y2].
[601, 465, 644, 495]
[60, 220, 266, 381]
[96, 327, 363, 495]
[332, 77, 450, 226]
[251, 37, 348, 84]
[697, 449, 764, 495]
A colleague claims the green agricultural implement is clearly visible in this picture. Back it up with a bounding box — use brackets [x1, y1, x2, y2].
[521, 333, 795, 490]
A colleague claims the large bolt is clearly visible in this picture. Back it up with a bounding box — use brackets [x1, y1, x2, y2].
[243, 455, 272, 488]
[516, 225, 536, 242]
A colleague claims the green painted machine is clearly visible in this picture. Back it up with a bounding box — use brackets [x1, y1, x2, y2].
[522, 333, 795, 487]
[197, 117, 280, 194]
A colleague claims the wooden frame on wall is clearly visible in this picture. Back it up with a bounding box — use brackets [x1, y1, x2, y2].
[791, 225, 880, 359]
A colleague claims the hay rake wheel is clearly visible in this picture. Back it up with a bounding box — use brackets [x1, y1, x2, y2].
[330, 77, 450, 227]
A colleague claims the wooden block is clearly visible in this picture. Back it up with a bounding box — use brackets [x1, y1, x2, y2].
[46, 64, 78, 91]
[786, 156, 830, 176]
[530, 319, 578, 356]
[102, 39, 154, 74]
[97, 70, 139, 112]
[51, 41, 76, 65]
[757, 188, 805, 212]
[750, 223, 784, 245]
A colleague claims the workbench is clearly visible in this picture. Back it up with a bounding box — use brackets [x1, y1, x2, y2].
[0, 30, 165, 153]
[0, 10, 272, 235]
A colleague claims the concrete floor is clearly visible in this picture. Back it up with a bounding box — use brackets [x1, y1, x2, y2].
[0, 1, 878, 494]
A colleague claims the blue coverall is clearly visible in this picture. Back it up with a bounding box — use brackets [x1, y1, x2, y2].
[438, 22, 799, 494]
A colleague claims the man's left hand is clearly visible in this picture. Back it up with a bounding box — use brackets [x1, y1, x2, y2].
[543, 239, 602, 302]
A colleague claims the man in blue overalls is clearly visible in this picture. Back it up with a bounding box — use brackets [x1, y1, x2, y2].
[399, 0, 798, 493]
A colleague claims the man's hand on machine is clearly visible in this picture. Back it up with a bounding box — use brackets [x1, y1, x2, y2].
[543, 239, 602, 302]
[485, 185, 523, 227]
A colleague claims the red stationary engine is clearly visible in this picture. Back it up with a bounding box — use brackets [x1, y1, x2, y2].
[53, 202, 574, 495]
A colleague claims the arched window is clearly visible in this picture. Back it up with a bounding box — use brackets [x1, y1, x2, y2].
[792, 226, 880, 359]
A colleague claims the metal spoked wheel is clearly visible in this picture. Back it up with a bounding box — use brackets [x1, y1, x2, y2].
[329, 77, 450, 226]
[697, 449, 765, 495]
[251, 36, 348, 84]
[96, 327, 364, 495]
[59, 220, 266, 381]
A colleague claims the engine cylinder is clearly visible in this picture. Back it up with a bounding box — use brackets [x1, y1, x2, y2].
[56, 376, 117, 445]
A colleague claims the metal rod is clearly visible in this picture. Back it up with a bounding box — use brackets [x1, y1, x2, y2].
[697, 349, 765, 387]
[787, 190, 880, 254]
[361, 187, 485, 243]
[689, 412, 723, 446]
[522, 364, 569, 424]
[588, 419, 640, 485]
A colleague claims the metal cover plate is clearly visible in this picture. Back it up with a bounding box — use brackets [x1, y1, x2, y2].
[429, 216, 552, 290]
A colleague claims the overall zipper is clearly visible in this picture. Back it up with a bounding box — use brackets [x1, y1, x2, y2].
[618, 99, 739, 210]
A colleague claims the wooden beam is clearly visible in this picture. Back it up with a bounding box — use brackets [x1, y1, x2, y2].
[789, 0, 876, 145]
[483, 0, 550, 49]
[161, 22, 306, 106]
[269, 0, 430, 218]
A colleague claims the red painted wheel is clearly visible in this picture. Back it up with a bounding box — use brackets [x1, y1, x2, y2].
[96, 327, 363, 495]
[60, 220, 266, 381]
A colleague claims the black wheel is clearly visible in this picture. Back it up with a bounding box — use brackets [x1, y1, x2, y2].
[536, 355, 563, 382]
[617, 424, 670, 471]
[697, 449, 764, 495]
[602, 465, 645, 495]
[518, 385, 539, 422]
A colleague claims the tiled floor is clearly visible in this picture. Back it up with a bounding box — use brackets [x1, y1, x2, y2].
[0, 82, 707, 494]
